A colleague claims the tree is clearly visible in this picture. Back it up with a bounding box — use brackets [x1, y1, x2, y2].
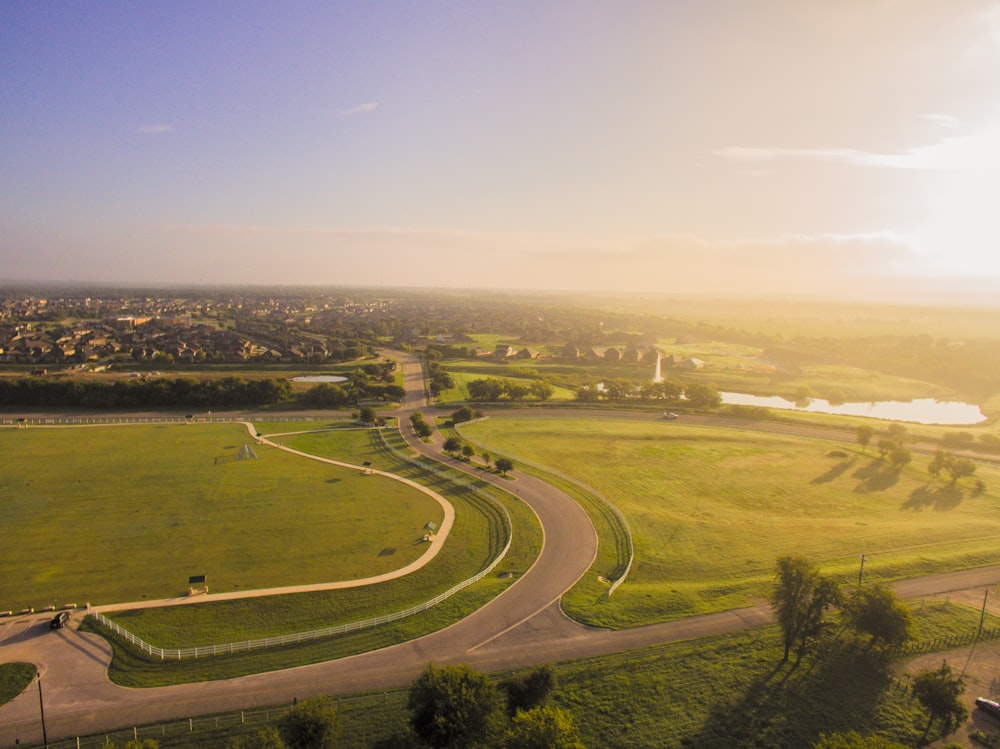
[451, 406, 476, 424]
[856, 425, 874, 453]
[946, 456, 976, 485]
[461, 443, 475, 461]
[928, 448, 947, 478]
[684, 382, 721, 409]
[495, 457, 514, 476]
[407, 663, 505, 749]
[358, 405, 377, 424]
[481, 451, 492, 468]
[503, 666, 556, 716]
[503, 705, 584, 749]
[887, 423, 907, 442]
[529, 380, 553, 401]
[843, 584, 912, 651]
[277, 697, 341, 749]
[876, 438, 895, 460]
[887, 446, 911, 470]
[443, 436, 462, 455]
[770, 556, 840, 663]
[410, 412, 433, 439]
[911, 661, 968, 739]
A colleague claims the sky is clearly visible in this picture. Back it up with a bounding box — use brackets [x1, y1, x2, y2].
[2, 1, 1000, 299]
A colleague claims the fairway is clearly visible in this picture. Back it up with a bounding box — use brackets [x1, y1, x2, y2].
[0, 424, 443, 611]
[461, 416, 1000, 627]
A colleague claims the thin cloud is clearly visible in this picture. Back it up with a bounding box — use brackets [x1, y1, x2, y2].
[715, 128, 1000, 171]
[919, 113, 962, 129]
[341, 102, 379, 116]
[137, 124, 174, 135]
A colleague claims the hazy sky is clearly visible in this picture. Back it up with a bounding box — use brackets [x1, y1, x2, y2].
[3, 1, 1000, 298]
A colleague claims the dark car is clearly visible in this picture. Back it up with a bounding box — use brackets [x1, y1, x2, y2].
[49, 611, 70, 630]
[976, 697, 1000, 720]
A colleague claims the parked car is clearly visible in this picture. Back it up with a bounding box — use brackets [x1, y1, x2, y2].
[976, 697, 1000, 720]
[663, 412, 679, 420]
[49, 611, 70, 630]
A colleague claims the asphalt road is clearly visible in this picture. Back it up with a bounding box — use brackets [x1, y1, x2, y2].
[2, 351, 999, 746]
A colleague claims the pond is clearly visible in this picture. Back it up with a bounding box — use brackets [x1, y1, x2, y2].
[291, 375, 348, 383]
[720, 392, 986, 425]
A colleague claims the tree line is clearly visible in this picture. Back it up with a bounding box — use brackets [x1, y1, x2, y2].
[0, 376, 292, 409]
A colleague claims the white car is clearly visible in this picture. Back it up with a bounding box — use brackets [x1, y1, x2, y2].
[663, 412, 678, 420]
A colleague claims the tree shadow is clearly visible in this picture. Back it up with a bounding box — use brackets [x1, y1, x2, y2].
[852, 460, 900, 493]
[812, 458, 856, 485]
[902, 484, 964, 511]
[680, 643, 898, 748]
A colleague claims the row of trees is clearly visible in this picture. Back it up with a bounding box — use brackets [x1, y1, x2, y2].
[855, 425, 979, 484]
[226, 664, 580, 749]
[466, 378, 554, 402]
[441, 435, 514, 476]
[0, 376, 292, 409]
[574, 379, 722, 408]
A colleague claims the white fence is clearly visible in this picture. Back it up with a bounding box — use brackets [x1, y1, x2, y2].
[89, 426, 513, 660]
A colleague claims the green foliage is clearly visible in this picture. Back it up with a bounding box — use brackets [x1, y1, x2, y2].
[495, 457, 514, 476]
[443, 436, 462, 454]
[410, 411, 433, 438]
[503, 666, 557, 716]
[451, 406, 477, 424]
[407, 664, 505, 748]
[227, 727, 287, 749]
[856, 425, 874, 451]
[771, 556, 840, 662]
[911, 661, 967, 736]
[503, 705, 584, 749]
[843, 585, 912, 651]
[0, 662, 36, 706]
[358, 406, 377, 424]
[277, 697, 341, 749]
[683, 381, 722, 409]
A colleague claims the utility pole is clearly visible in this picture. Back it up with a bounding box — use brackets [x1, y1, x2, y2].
[858, 554, 866, 587]
[37, 674, 48, 749]
[978, 588, 990, 639]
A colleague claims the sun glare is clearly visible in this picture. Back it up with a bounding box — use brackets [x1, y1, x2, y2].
[914, 124, 1000, 277]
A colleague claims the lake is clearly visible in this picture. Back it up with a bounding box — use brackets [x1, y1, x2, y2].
[291, 375, 348, 383]
[720, 392, 986, 425]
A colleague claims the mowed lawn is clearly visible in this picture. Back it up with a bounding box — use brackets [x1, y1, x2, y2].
[461, 417, 1000, 627]
[0, 424, 442, 611]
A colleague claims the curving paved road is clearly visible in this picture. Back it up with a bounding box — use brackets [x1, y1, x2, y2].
[2, 351, 1000, 746]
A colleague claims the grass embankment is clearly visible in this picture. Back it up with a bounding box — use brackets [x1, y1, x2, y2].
[461, 417, 1000, 628]
[0, 663, 35, 707]
[89, 427, 541, 686]
[0, 424, 441, 611]
[72, 600, 1000, 749]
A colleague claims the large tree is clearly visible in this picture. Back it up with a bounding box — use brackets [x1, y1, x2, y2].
[843, 584, 912, 652]
[407, 664, 505, 749]
[911, 661, 967, 739]
[770, 556, 840, 663]
[276, 697, 341, 749]
[503, 666, 557, 716]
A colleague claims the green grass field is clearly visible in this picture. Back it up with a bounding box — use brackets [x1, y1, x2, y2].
[460, 416, 1000, 628]
[0, 663, 35, 707]
[60, 599, 1000, 748]
[0, 423, 442, 611]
